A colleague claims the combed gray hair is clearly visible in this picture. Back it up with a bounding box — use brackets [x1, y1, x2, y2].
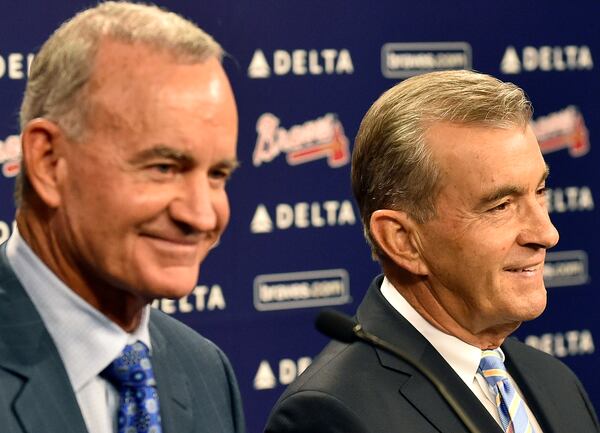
[16, 1, 222, 205]
[352, 69, 533, 260]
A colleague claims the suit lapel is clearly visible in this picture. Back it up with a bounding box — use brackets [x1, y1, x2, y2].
[149, 318, 194, 433]
[503, 338, 566, 433]
[357, 276, 503, 433]
[2, 345, 89, 433]
[0, 247, 88, 433]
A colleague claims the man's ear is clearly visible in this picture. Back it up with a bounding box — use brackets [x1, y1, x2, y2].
[370, 209, 429, 276]
[20, 118, 66, 208]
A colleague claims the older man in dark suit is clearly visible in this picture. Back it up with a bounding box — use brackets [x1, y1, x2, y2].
[265, 71, 600, 433]
[0, 2, 244, 432]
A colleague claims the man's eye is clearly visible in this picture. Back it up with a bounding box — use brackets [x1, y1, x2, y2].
[152, 164, 176, 174]
[490, 201, 510, 212]
[210, 169, 231, 180]
[536, 186, 548, 196]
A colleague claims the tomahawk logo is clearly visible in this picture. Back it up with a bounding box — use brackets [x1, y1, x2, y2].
[253, 113, 350, 168]
[0, 134, 21, 178]
[531, 106, 589, 157]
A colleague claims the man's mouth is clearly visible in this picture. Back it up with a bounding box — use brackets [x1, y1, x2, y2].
[141, 232, 203, 246]
[505, 264, 542, 273]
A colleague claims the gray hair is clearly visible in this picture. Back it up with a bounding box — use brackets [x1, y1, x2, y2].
[16, 1, 222, 205]
[352, 69, 533, 260]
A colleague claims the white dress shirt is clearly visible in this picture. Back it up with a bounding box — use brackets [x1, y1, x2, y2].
[380, 277, 543, 432]
[6, 229, 152, 433]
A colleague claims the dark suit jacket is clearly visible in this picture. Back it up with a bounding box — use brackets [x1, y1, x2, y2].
[265, 275, 600, 433]
[0, 245, 245, 433]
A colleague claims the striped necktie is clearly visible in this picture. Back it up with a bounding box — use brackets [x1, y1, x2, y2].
[102, 341, 163, 433]
[479, 349, 535, 433]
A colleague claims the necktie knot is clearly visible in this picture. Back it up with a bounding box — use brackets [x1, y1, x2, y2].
[479, 349, 536, 433]
[102, 341, 157, 389]
[479, 349, 509, 388]
[102, 341, 163, 433]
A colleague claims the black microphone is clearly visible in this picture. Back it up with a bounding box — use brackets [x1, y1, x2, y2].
[315, 309, 482, 433]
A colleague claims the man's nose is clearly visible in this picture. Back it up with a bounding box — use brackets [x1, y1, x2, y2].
[517, 198, 560, 249]
[169, 176, 219, 232]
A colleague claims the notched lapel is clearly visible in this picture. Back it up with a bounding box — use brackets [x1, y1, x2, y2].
[357, 278, 502, 433]
[0, 335, 88, 433]
[0, 250, 87, 433]
[378, 345, 502, 433]
[150, 325, 194, 433]
[503, 340, 565, 433]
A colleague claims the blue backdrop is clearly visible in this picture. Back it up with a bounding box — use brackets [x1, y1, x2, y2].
[0, 2, 598, 432]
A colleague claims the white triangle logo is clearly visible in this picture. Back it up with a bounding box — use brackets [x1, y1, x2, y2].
[248, 49, 271, 78]
[253, 360, 277, 390]
[500, 46, 521, 74]
[250, 204, 273, 233]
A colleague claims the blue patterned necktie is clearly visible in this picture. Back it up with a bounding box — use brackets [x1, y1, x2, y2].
[479, 349, 536, 433]
[102, 341, 163, 433]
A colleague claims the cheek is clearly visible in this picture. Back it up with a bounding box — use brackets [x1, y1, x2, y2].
[433, 232, 504, 285]
[127, 188, 170, 210]
[476, 232, 514, 264]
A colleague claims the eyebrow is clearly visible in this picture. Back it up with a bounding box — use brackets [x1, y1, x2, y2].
[130, 145, 240, 170]
[477, 164, 550, 207]
[130, 145, 194, 166]
[216, 158, 241, 172]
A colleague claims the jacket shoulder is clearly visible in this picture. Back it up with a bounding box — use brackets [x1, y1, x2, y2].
[149, 309, 246, 433]
[504, 337, 600, 432]
[266, 339, 396, 433]
[149, 309, 238, 386]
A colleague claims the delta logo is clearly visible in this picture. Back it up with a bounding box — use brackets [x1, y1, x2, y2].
[250, 199, 357, 234]
[247, 48, 354, 78]
[254, 356, 312, 390]
[0, 52, 34, 80]
[0, 134, 21, 178]
[531, 106, 589, 157]
[500, 45, 593, 74]
[253, 113, 350, 168]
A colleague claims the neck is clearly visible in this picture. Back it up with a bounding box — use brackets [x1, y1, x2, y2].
[383, 266, 518, 349]
[16, 202, 145, 332]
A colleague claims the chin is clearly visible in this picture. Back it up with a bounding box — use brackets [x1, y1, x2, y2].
[139, 269, 200, 300]
[510, 281, 547, 320]
[517, 299, 547, 322]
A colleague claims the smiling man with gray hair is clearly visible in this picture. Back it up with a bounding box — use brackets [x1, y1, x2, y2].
[0, 2, 244, 432]
[265, 70, 599, 433]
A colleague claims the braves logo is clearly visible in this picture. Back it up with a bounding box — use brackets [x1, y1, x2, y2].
[0, 134, 21, 178]
[532, 106, 589, 157]
[253, 113, 350, 168]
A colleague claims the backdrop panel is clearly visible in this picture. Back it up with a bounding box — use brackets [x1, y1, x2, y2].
[1, 2, 598, 432]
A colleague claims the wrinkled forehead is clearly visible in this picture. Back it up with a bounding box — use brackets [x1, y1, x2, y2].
[83, 42, 229, 134]
[424, 120, 535, 162]
[425, 122, 545, 196]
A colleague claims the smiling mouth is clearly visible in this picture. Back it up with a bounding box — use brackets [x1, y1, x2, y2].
[141, 233, 203, 246]
[141, 235, 203, 264]
[505, 264, 542, 273]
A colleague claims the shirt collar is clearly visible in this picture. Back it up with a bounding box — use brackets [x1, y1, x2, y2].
[380, 276, 490, 387]
[6, 228, 151, 392]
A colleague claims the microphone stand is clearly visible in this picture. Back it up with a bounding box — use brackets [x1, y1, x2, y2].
[315, 309, 483, 433]
[351, 322, 482, 433]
